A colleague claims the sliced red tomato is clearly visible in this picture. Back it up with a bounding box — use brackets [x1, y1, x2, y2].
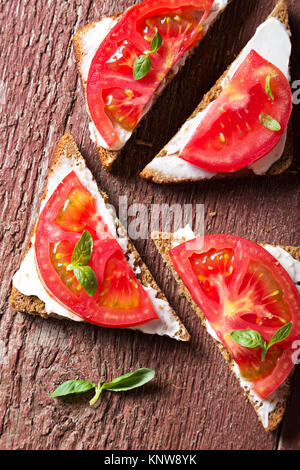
[169, 234, 300, 398]
[179, 50, 293, 172]
[35, 171, 158, 328]
[87, 0, 214, 148]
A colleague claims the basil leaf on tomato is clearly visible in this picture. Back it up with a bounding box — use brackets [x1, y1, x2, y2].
[230, 329, 264, 349]
[267, 322, 293, 350]
[259, 112, 281, 131]
[71, 230, 93, 266]
[73, 265, 98, 297]
[150, 28, 163, 53]
[133, 54, 152, 81]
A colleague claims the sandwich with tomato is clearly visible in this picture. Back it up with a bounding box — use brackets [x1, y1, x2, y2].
[10, 134, 189, 341]
[141, 0, 294, 183]
[73, 0, 229, 170]
[152, 225, 300, 431]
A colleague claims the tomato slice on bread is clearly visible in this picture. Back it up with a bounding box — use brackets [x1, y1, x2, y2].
[87, 0, 214, 148]
[169, 235, 300, 399]
[35, 172, 158, 327]
[179, 50, 292, 172]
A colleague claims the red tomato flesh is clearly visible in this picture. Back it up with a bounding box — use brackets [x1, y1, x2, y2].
[87, 0, 214, 148]
[179, 50, 292, 172]
[169, 235, 300, 399]
[35, 171, 158, 328]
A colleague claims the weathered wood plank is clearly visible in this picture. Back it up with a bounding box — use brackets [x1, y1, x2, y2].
[0, 0, 299, 450]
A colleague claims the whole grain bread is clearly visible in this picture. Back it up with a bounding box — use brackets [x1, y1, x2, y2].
[9, 133, 190, 342]
[140, 0, 293, 184]
[72, 2, 230, 171]
[152, 230, 299, 431]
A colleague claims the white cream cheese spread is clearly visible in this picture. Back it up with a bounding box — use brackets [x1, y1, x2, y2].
[232, 362, 290, 429]
[78, 0, 229, 151]
[171, 225, 300, 427]
[12, 152, 185, 339]
[144, 17, 292, 181]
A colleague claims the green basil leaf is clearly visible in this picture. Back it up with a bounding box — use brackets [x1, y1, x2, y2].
[259, 112, 281, 131]
[267, 322, 293, 351]
[73, 265, 98, 297]
[51, 380, 95, 397]
[133, 54, 151, 81]
[71, 230, 93, 266]
[150, 28, 163, 53]
[265, 75, 274, 101]
[102, 368, 155, 392]
[230, 329, 264, 349]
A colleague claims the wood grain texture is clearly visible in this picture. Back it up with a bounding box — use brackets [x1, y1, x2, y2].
[0, 0, 299, 450]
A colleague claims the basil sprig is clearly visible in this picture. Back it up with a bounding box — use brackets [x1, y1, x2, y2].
[66, 230, 97, 297]
[259, 112, 281, 132]
[133, 28, 163, 80]
[51, 368, 155, 406]
[265, 74, 274, 101]
[230, 322, 293, 362]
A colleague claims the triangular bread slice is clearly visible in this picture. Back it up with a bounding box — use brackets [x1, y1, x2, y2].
[152, 229, 300, 430]
[141, 0, 293, 184]
[73, 1, 230, 170]
[10, 134, 190, 342]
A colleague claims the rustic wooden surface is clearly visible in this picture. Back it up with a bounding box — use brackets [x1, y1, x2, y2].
[0, 0, 299, 450]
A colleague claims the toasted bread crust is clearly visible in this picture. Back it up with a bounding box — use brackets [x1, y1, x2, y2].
[72, 3, 230, 170]
[140, 0, 293, 184]
[152, 231, 299, 431]
[73, 14, 123, 170]
[10, 134, 190, 342]
[72, 13, 123, 73]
